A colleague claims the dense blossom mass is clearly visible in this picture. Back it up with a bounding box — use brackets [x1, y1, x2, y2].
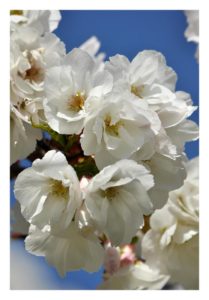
[11, 10, 199, 290]
[142, 157, 199, 289]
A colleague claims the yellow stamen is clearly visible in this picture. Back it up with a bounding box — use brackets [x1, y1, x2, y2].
[131, 85, 144, 98]
[49, 179, 69, 199]
[104, 115, 123, 136]
[68, 92, 86, 112]
[101, 187, 118, 201]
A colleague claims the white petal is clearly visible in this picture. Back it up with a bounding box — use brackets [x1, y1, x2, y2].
[14, 168, 49, 221]
[130, 50, 177, 91]
[49, 10, 61, 32]
[32, 150, 68, 180]
[25, 223, 104, 276]
[79, 36, 101, 57]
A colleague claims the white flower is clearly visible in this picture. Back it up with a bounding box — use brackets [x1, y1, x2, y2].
[81, 90, 161, 169]
[184, 11, 199, 60]
[10, 10, 61, 35]
[133, 152, 187, 209]
[105, 51, 198, 155]
[128, 88, 198, 155]
[14, 150, 82, 230]
[10, 27, 65, 123]
[142, 157, 199, 289]
[165, 91, 199, 152]
[153, 90, 198, 154]
[25, 222, 104, 277]
[105, 50, 177, 93]
[154, 90, 197, 129]
[10, 105, 42, 164]
[105, 51, 179, 126]
[129, 125, 177, 163]
[128, 90, 197, 211]
[43, 48, 112, 134]
[85, 159, 154, 246]
[98, 262, 169, 290]
[166, 119, 199, 152]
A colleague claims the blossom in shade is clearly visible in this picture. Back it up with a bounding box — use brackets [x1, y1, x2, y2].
[99, 245, 169, 290]
[133, 152, 187, 209]
[25, 222, 104, 277]
[142, 157, 199, 289]
[10, 105, 42, 164]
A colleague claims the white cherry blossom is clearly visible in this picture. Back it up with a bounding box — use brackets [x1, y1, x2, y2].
[10, 10, 61, 35]
[165, 91, 199, 153]
[128, 87, 198, 154]
[155, 91, 196, 127]
[105, 51, 198, 156]
[142, 157, 199, 289]
[81, 90, 161, 169]
[150, 90, 199, 154]
[133, 152, 187, 209]
[85, 159, 154, 246]
[105, 50, 177, 92]
[105, 52, 178, 128]
[10, 10, 199, 288]
[14, 150, 82, 230]
[44, 48, 112, 134]
[10, 27, 65, 123]
[25, 222, 104, 277]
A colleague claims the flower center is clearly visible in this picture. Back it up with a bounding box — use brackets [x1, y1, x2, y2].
[49, 179, 69, 199]
[68, 92, 86, 112]
[80, 226, 94, 237]
[25, 65, 44, 83]
[19, 50, 45, 83]
[101, 187, 119, 201]
[131, 85, 144, 98]
[104, 115, 123, 136]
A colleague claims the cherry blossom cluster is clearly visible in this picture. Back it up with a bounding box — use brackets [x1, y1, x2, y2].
[11, 10, 199, 289]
